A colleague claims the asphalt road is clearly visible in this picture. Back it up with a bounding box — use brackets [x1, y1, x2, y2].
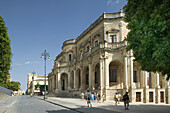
[0, 95, 77, 113]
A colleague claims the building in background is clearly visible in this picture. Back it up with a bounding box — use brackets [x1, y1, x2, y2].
[48, 10, 170, 104]
[7, 74, 13, 82]
[26, 73, 48, 95]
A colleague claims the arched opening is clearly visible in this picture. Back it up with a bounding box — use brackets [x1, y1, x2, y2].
[94, 63, 100, 89]
[61, 73, 68, 90]
[109, 61, 121, 87]
[76, 69, 81, 89]
[84, 67, 89, 90]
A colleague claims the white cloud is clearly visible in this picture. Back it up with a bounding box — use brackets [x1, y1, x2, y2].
[107, 0, 120, 6]
[14, 61, 40, 66]
[15, 63, 23, 66]
[25, 61, 31, 64]
[25, 61, 40, 65]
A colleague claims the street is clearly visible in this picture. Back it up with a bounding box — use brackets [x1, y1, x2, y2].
[0, 95, 170, 113]
[0, 95, 77, 113]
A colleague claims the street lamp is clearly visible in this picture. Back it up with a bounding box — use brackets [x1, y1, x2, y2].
[32, 71, 36, 96]
[41, 50, 50, 100]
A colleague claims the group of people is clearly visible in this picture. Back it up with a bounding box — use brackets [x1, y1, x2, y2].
[81, 90, 102, 107]
[114, 92, 130, 110]
[81, 91, 130, 110]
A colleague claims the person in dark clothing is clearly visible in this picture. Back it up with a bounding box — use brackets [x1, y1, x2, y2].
[123, 92, 129, 110]
[87, 90, 92, 107]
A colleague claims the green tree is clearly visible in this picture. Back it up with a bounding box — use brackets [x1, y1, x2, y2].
[123, 0, 170, 79]
[0, 81, 20, 91]
[0, 16, 12, 83]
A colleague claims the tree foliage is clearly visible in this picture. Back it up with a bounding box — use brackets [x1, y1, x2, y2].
[0, 81, 20, 91]
[123, 0, 170, 79]
[0, 16, 12, 83]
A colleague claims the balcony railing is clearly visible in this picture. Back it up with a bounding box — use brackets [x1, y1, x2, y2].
[106, 41, 126, 49]
[55, 41, 127, 67]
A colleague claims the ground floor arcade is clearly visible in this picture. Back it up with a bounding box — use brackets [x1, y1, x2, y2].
[48, 57, 170, 104]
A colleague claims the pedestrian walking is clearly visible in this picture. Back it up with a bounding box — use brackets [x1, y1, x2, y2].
[91, 92, 94, 101]
[102, 93, 106, 102]
[87, 90, 92, 107]
[94, 93, 96, 101]
[81, 92, 84, 100]
[30, 93, 32, 97]
[115, 93, 118, 105]
[123, 92, 130, 110]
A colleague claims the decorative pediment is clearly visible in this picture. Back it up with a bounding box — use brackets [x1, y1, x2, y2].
[106, 28, 119, 34]
[67, 50, 73, 53]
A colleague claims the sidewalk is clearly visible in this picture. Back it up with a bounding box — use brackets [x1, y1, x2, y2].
[35, 96, 170, 113]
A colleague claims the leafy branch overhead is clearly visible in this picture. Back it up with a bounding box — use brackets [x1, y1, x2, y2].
[123, 0, 170, 79]
[0, 16, 12, 83]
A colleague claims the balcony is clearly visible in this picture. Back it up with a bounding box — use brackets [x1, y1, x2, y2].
[106, 41, 126, 49]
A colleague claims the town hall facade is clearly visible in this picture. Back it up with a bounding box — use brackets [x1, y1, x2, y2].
[48, 10, 170, 104]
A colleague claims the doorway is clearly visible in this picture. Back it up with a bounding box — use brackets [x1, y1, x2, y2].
[160, 91, 164, 103]
[136, 92, 141, 102]
[149, 92, 153, 102]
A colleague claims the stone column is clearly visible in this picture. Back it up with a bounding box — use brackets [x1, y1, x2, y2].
[92, 69, 95, 91]
[105, 60, 109, 89]
[100, 58, 104, 101]
[166, 81, 170, 104]
[80, 66, 84, 90]
[74, 70, 76, 89]
[130, 56, 135, 103]
[68, 72, 71, 90]
[156, 73, 160, 88]
[124, 56, 128, 90]
[144, 71, 149, 103]
[56, 74, 58, 89]
[58, 72, 61, 91]
[119, 22, 123, 41]
[51, 78, 53, 92]
[89, 63, 92, 91]
[130, 57, 134, 88]
[156, 73, 160, 103]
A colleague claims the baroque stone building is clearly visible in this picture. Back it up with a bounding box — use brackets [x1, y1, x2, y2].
[48, 10, 170, 104]
[26, 73, 48, 95]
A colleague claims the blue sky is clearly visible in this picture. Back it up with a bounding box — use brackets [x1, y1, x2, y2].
[0, 0, 127, 90]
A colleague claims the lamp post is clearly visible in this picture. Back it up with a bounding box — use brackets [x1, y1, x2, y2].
[32, 71, 36, 96]
[41, 50, 50, 100]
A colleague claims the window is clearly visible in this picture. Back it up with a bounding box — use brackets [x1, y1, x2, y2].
[87, 46, 90, 51]
[95, 72, 97, 83]
[133, 70, 137, 82]
[110, 35, 117, 43]
[95, 40, 98, 46]
[69, 54, 72, 61]
[109, 69, 117, 82]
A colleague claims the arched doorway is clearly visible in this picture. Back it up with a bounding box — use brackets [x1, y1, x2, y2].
[61, 73, 68, 91]
[109, 61, 121, 88]
[84, 67, 89, 90]
[94, 63, 100, 90]
[76, 69, 81, 89]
